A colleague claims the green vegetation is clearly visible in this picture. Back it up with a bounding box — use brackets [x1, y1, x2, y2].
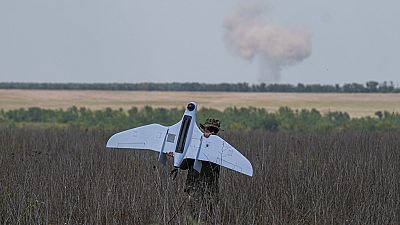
[1, 106, 400, 131]
[0, 81, 399, 92]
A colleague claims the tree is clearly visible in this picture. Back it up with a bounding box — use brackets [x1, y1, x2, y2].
[366, 81, 379, 92]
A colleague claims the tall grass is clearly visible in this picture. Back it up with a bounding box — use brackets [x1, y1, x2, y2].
[0, 128, 399, 224]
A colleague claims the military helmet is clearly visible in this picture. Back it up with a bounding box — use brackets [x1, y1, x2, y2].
[200, 118, 223, 133]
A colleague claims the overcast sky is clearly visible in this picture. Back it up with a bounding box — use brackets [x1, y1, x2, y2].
[0, 0, 399, 84]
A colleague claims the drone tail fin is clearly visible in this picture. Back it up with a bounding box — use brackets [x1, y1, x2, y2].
[158, 128, 169, 166]
[193, 159, 202, 172]
[159, 153, 167, 165]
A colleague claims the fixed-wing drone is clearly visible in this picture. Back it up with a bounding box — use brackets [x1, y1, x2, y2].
[106, 102, 253, 176]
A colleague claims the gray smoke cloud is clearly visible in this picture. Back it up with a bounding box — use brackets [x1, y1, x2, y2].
[223, 1, 312, 83]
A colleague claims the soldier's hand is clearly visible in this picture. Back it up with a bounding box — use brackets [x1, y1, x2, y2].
[204, 132, 211, 138]
[166, 152, 174, 158]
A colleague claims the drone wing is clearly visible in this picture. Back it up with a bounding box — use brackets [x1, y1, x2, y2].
[106, 124, 169, 152]
[185, 129, 253, 176]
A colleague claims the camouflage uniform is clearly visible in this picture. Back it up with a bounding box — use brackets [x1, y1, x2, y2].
[181, 118, 222, 223]
[181, 159, 220, 222]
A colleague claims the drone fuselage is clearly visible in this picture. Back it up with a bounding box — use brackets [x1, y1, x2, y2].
[172, 102, 200, 169]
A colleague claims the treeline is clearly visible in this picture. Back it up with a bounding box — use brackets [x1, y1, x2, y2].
[0, 81, 399, 93]
[1, 106, 399, 131]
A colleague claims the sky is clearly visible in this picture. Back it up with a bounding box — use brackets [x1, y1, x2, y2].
[0, 0, 399, 84]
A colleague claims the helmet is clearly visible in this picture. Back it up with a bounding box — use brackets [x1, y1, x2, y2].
[200, 118, 223, 133]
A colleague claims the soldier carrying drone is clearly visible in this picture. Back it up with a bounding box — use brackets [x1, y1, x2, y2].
[106, 102, 252, 222]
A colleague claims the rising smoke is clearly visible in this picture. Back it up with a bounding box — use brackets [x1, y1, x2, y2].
[223, 1, 312, 83]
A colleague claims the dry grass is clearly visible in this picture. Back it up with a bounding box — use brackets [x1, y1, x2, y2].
[0, 128, 399, 224]
[1, 90, 400, 117]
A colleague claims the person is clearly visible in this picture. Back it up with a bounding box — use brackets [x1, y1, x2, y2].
[180, 118, 222, 223]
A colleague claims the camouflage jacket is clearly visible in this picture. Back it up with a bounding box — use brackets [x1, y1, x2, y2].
[180, 159, 220, 197]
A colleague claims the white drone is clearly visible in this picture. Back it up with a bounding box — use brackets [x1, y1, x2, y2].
[106, 102, 253, 176]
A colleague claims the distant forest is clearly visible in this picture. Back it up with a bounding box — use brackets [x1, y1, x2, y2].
[0, 81, 399, 93]
[1, 106, 399, 131]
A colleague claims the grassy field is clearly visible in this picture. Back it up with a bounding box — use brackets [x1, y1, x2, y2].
[1, 128, 399, 224]
[1, 90, 400, 117]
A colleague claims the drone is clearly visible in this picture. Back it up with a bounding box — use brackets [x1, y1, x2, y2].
[106, 102, 253, 176]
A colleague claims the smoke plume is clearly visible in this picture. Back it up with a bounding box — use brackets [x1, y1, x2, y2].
[223, 1, 312, 82]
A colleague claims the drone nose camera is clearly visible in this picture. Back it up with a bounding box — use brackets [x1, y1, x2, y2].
[187, 103, 195, 111]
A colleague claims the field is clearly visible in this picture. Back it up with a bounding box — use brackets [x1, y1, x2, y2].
[1, 90, 400, 117]
[1, 128, 399, 224]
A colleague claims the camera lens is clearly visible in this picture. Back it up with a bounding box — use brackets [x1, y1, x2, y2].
[187, 103, 195, 111]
